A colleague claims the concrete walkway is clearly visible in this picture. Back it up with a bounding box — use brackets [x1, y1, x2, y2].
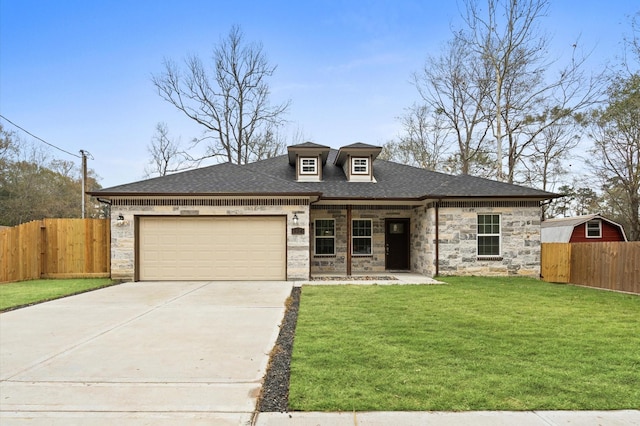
[298, 272, 443, 286]
[0, 281, 292, 425]
[254, 410, 640, 425]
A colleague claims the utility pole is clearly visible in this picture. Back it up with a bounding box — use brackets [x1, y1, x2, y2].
[79, 150, 88, 218]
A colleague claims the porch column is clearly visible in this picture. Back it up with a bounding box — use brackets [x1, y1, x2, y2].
[346, 205, 352, 276]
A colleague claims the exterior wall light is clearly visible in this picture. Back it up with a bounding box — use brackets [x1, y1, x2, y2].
[293, 214, 299, 226]
[116, 214, 126, 226]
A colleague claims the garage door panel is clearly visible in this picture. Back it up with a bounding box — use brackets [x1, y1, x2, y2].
[139, 217, 286, 281]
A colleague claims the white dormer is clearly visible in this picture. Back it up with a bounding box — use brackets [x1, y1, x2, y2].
[287, 142, 330, 182]
[334, 143, 382, 182]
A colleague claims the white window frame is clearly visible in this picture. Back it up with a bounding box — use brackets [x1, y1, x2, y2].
[300, 157, 318, 175]
[314, 219, 335, 256]
[586, 219, 602, 238]
[351, 157, 369, 175]
[352, 219, 372, 256]
[477, 214, 501, 257]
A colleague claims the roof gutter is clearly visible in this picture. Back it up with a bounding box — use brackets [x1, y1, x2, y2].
[87, 191, 324, 198]
[96, 197, 112, 205]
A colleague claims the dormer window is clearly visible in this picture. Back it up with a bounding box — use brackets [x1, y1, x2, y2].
[300, 158, 318, 175]
[586, 220, 602, 238]
[352, 157, 369, 175]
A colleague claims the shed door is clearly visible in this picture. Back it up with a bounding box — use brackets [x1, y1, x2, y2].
[138, 216, 286, 281]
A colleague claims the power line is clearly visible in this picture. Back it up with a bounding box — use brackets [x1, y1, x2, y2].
[0, 114, 82, 159]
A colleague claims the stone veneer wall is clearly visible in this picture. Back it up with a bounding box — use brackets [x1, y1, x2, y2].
[410, 205, 436, 277]
[310, 205, 415, 275]
[436, 202, 541, 277]
[109, 198, 309, 281]
[110, 199, 542, 280]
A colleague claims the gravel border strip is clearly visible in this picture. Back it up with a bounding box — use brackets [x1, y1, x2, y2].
[257, 286, 300, 412]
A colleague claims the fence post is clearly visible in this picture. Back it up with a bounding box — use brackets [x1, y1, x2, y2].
[39, 220, 46, 278]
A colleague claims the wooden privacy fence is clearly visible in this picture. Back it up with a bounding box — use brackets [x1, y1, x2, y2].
[541, 242, 640, 294]
[0, 218, 110, 283]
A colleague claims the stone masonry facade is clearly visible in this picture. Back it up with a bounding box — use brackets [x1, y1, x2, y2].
[310, 205, 416, 275]
[109, 198, 310, 281]
[109, 198, 542, 281]
[309, 201, 542, 278]
[435, 201, 542, 277]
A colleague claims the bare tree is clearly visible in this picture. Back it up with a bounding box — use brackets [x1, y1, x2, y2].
[152, 25, 290, 165]
[588, 74, 640, 241]
[145, 122, 194, 177]
[381, 104, 450, 171]
[412, 36, 493, 175]
[459, 0, 604, 183]
[622, 11, 640, 73]
[520, 113, 580, 192]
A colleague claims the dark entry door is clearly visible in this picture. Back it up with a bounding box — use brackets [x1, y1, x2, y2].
[385, 218, 410, 270]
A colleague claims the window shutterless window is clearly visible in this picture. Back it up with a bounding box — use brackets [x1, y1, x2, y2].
[477, 214, 500, 256]
[315, 219, 335, 255]
[351, 157, 369, 174]
[300, 158, 317, 174]
[352, 219, 372, 255]
[586, 220, 602, 238]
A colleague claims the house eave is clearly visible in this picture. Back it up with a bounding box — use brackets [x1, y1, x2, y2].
[90, 191, 323, 199]
[314, 197, 425, 206]
[431, 194, 557, 201]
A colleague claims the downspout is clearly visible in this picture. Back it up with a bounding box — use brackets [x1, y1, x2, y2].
[97, 197, 113, 280]
[434, 200, 440, 277]
[347, 205, 352, 276]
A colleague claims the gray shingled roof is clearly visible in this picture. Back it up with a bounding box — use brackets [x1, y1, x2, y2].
[95, 162, 313, 195]
[94, 149, 557, 199]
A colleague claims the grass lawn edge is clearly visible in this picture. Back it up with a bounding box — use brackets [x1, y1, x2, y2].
[0, 279, 123, 313]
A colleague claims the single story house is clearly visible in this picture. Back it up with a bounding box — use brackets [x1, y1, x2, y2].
[91, 142, 557, 281]
[541, 214, 628, 243]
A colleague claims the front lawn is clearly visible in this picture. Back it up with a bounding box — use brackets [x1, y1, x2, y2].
[0, 278, 116, 311]
[289, 277, 640, 411]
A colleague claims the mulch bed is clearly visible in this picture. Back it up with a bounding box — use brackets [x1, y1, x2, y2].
[258, 286, 300, 412]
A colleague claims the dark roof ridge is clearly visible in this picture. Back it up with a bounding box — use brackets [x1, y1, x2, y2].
[288, 141, 330, 149]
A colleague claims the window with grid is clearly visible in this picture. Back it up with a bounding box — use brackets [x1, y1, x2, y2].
[351, 157, 369, 174]
[300, 157, 317, 174]
[352, 219, 372, 255]
[315, 219, 335, 255]
[477, 214, 500, 256]
[586, 220, 602, 238]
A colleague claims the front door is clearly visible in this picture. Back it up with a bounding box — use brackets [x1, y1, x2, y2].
[385, 218, 410, 270]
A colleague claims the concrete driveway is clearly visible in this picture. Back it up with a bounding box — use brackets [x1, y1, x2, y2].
[0, 281, 292, 425]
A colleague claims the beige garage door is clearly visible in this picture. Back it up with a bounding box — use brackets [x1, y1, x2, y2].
[139, 216, 286, 281]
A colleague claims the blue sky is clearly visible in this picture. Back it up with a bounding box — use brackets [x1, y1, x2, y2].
[1, 0, 637, 188]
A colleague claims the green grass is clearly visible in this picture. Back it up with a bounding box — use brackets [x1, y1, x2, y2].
[0, 278, 117, 311]
[289, 277, 640, 411]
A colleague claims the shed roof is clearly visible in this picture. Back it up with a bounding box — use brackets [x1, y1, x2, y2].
[541, 214, 627, 242]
